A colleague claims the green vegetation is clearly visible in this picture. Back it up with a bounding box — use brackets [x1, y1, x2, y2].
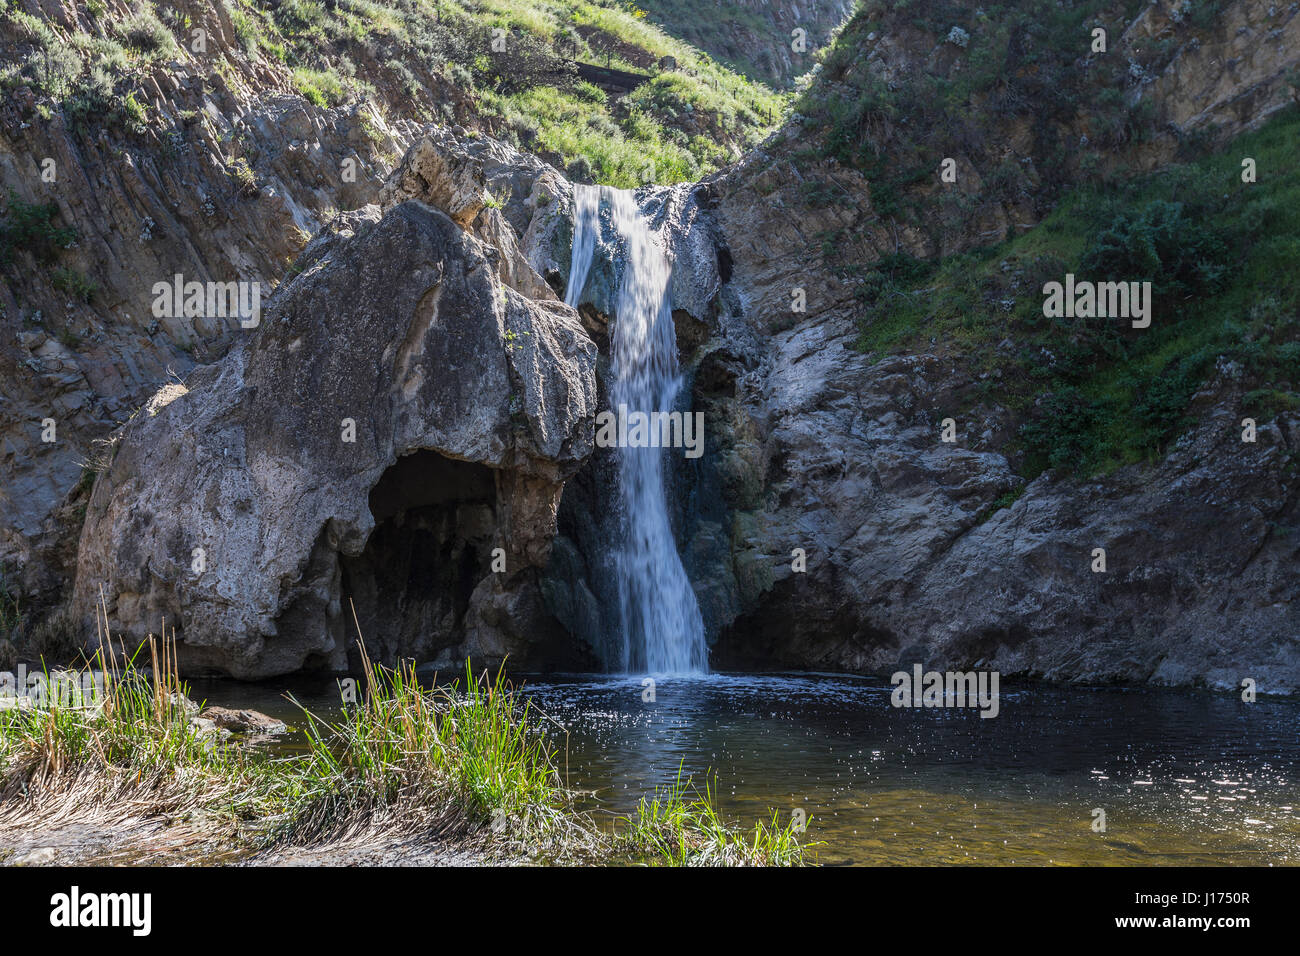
[51, 267, 97, 303]
[852, 107, 1300, 479]
[114, 4, 177, 59]
[227, 157, 258, 196]
[213, 0, 783, 186]
[3, 1, 783, 186]
[1, 615, 816, 865]
[360, 0, 782, 183]
[0, 637, 287, 843]
[286, 650, 574, 845]
[1, 6, 160, 134]
[0, 190, 77, 265]
[292, 66, 349, 108]
[620, 762, 814, 865]
[797, 0, 1158, 232]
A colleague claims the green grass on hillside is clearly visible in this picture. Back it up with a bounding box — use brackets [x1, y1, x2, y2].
[0, 0, 784, 188]
[852, 107, 1300, 478]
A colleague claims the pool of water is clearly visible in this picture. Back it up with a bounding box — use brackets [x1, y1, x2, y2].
[188, 671, 1300, 865]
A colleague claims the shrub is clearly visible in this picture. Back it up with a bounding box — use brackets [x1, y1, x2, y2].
[1079, 199, 1230, 307]
[0, 191, 77, 265]
[472, 29, 575, 96]
[120, 89, 148, 133]
[25, 45, 84, 99]
[228, 158, 258, 196]
[272, 0, 326, 35]
[1127, 351, 1212, 455]
[293, 67, 347, 107]
[1019, 387, 1104, 474]
[79, 36, 131, 74]
[229, 8, 260, 56]
[117, 6, 177, 59]
[566, 155, 594, 183]
[51, 267, 97, 303]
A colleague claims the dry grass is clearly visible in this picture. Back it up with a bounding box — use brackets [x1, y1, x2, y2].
[1, 598, 816, 866]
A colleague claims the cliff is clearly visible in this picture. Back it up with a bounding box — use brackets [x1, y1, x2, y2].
[3, 0, 1298, 691]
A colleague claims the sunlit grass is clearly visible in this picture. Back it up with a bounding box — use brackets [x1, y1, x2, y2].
[0, 625, 286, 839]
[0, 603, 814, 865]
[284, 641, 577, 846]
[619, 761, 818, 866]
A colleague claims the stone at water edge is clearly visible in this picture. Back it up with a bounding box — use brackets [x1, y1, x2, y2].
[199, 706, 288, 736]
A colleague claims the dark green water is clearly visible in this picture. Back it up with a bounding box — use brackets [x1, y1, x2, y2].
[189, 672, 1300, 865]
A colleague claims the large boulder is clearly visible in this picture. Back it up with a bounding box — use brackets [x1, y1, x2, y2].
[72, 200, 598, 678]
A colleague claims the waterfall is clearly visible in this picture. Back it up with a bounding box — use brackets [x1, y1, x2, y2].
[564, 186, 600, 310]
[566, 184, 708, 676]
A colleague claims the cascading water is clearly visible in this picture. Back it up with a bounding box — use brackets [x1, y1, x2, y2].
[566, 184, 708, 675]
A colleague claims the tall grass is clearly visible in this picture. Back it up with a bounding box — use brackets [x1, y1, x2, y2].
[0, 602, 283, 842]
[619, 761, 817, 866]
[282, 630, 579, 850]
[0, 600, 817, 865]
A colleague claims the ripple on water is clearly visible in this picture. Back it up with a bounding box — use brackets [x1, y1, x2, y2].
[190, 671, 1300, 865]
[513, 672, 1300, 865]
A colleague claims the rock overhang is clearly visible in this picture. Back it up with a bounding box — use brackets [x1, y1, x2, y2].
[73, 197, 598, 679]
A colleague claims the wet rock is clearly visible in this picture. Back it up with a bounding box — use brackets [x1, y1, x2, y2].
[199, 706, 287, 735]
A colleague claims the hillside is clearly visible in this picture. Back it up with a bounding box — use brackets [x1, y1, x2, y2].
[693, 0, 1300, 685]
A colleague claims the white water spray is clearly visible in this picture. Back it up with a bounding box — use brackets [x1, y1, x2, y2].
[566, 185, 708, 675]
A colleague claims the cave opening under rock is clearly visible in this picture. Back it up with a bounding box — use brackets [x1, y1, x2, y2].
[339, 449, 497, 668]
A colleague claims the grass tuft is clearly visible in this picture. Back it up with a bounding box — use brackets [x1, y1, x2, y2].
[618, 761, 817, 866]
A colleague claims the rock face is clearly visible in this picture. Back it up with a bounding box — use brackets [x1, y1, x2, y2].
[695, 306, 1300, 691]
[637, 0, 858, 87]
[25, 0, 1300, 693]
[1124, 0, 1300, 136]
[73, 191, 597, 678]
[677, 0, 1300, 692]
[0, 3, 424, 630]
[379, 128, 566, 305]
